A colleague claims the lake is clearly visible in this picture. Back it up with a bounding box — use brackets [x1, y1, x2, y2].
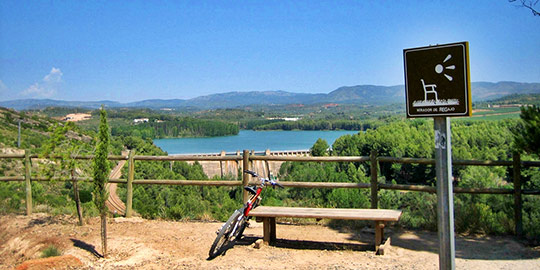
[153, 130, 359, 155]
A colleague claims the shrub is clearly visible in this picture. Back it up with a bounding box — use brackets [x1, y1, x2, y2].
[41, 245, 61, 258]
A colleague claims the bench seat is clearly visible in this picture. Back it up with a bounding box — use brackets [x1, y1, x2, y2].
[248, 206, 402, 255]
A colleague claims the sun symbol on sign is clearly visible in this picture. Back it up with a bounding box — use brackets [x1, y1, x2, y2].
[435, 54, 455, 81]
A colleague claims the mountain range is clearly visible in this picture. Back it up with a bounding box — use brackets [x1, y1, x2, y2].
[1, 81, 539, 110]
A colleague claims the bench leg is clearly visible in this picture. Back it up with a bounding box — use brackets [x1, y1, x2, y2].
[375, 221, 385, 254]
[262, 217, 276, 245]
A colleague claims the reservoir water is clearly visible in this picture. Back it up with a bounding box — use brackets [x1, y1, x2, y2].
[153, 130, 359, 155]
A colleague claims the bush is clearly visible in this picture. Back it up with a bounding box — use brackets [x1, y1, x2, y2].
[41, 245, 61, 258]
[0, 182, 26, 214]
[398, 192, 438, 231]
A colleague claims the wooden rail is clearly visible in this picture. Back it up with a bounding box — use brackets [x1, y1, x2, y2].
[1, 149, 539, 236]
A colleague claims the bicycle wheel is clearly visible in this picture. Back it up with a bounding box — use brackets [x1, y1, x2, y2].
[234, 218, 247, 240]
[208, 210, 242, 258]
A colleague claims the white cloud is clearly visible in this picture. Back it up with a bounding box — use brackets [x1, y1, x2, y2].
[22, 67, 63, 98]
[43, 67, 63, 83]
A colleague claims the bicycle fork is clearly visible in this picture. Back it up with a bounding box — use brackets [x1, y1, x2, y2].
[228, 213, 245, 241]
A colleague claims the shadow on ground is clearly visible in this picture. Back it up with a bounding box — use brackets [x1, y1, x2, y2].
[273, 239, 372, 251]
[390, 230, 540, 260]
[330, 222, 540, 261]
[242, 235, 372, 252]
[207, 234, 372, 260]
[25, 216, 56, 229]
[70, 238, 103, 258]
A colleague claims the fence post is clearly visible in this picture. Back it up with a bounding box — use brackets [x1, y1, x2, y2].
[24, 150, 32, 215]
[513, 152, 522, 237]
[72, 168, 84, 225]
[236, 151, 241, 178]
[242, 150, 250, 203]
[265, 149, 271, 179]
[219, 151, 224, 178]
[370, 150, 379, 209]
[126, 150, 135, 218]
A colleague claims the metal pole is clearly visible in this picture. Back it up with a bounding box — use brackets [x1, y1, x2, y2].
[434, 117, 455, 270]
[18, 120, 21, 148]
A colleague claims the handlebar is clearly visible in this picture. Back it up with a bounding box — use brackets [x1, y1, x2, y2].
[274, 182, 284, 188]
[244, 170, 259, 177]
[243, 170, 284, 189]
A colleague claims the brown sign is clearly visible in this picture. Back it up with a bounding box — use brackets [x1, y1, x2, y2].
[403, 42, 471, 118]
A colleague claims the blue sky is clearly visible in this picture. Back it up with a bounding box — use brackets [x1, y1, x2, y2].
[0, 1, 538, 102]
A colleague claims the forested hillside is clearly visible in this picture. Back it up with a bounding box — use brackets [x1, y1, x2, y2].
[111, 117, 239, 139]
[53, 108, 242, 139]
[0, 107, 57, 151]
[252, 119, 381, 131]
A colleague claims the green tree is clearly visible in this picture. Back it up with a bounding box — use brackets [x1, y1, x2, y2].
[311, 138, 329, 156]
[93, 107, 110, 258]
[41, 122, 91, 225]
[513, 105, 540, 156]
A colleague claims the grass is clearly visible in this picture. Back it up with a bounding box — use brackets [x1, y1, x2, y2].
[41, 245, 62, 258]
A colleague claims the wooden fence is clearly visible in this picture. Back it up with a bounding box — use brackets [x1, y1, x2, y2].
[1, 149, 539, 236]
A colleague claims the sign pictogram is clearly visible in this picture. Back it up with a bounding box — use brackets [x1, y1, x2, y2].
[403, 42, 471, 117]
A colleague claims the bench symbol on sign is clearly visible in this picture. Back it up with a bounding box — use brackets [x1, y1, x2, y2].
[412, 54, 459, 108]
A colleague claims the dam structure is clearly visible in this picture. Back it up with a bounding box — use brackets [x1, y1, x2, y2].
[172, 149, 311, 179]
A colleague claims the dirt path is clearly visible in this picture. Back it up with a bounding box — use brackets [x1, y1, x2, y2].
[105, 153, 128, 216]
[1, 214, 539, 270]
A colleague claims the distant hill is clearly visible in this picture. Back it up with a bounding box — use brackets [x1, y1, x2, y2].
[125, 99, 187, 108]
[326, 85, 405, 104]
[470, 82, 540, 100]
[1, 81, 539, 110]
[479, 93, 540, 106]
[188, 90, 327, 108]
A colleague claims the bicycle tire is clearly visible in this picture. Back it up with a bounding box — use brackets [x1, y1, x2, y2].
[208, 210, 242, 258]
[235, 204, 256, 240]
[234, 219, 247, 240]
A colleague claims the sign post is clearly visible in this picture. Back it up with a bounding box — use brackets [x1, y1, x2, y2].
[434, 117, 455, 269]
[403, 42, 470, 270]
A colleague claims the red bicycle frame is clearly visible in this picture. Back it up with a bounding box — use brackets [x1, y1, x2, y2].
[243, 187, 262, 216]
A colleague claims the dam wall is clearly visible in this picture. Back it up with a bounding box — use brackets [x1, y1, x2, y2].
[178, 149, 310, 179]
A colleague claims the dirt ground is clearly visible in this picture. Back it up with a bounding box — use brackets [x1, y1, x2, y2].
[1, 213, 539, 270]
[63, 113, 92, 122]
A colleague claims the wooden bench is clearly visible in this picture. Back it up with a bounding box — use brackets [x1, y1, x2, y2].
[248, 206, 402, 255]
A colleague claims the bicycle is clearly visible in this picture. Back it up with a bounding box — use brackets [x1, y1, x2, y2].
[208, 170, 283, 259]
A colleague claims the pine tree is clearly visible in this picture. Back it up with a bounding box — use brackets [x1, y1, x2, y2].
[514, 105, 540, 156]
[311, 138, 329, 156]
